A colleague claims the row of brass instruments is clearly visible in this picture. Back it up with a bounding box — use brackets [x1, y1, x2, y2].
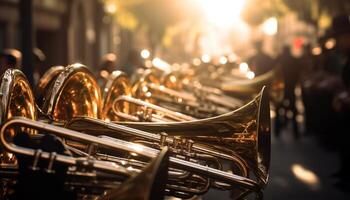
[0, 61, 278, 199]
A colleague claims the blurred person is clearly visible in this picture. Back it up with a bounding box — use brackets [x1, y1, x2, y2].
[274, 45, 301, 139]
[0, 49, 22, 75]
[33, 48, 46, 85]
[124, 49, 143, 76]
[97, 53, 118, 86]
[299, 44, 320, 134]
[247, 41, 274, 76]
[299, 34, 345, 139]
[100, 53, 118, 73]
[332, 74, 350, 192]
[300, 44, 317, 74]
[330, 14, 350, 192]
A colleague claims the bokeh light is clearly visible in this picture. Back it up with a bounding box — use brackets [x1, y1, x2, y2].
[246, 71, 255, 79]
[291, 164, 321, 190]
[201, 54, 211, 63]
[140, 49, 150, 59]
[239, 62, 249, 72]
[262, 17, 278, 35]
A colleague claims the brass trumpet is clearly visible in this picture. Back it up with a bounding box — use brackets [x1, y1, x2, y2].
[98, 67, 271, 185]
[131, 69, 244, 118]
[67, 87, 270, 186]
[1, 117, 263, 199]
[102, 70, 196, 122]
[36, 64, 270, 198]
[0, 117, 170, 199]
[220, 68, 285, 103]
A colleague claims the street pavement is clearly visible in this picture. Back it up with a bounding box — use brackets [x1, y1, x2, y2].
[203, 126, 350, 200]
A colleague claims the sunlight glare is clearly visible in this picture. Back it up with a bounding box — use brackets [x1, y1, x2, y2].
[198, 0, 246, 28]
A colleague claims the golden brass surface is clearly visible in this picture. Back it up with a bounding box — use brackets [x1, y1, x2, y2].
[2, 117, 263, 198]
[119, 87, 270, 186]
[42, 63, 101, 122]
[221, 68, 285, 103]
[0, 69, 36, 163]
[0, 64, 271, 199]
[35, 66, 65, 107]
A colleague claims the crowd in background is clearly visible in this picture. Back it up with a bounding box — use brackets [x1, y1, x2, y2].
[247, 14, 350, 192]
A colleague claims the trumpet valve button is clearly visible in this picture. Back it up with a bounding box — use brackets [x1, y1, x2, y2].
[160, 132, 168, 147]
[173, 136, 181, 148]
[186, 140, 194, 153]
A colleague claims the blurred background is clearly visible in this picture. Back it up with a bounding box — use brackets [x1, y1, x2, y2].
[1, 0, 350, 199]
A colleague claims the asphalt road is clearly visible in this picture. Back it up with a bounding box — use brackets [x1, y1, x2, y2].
[203, 127, 350, 200]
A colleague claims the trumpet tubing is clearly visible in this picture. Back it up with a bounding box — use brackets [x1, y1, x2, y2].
[1, 117, 263, 198]
[0, 62, 272, 199]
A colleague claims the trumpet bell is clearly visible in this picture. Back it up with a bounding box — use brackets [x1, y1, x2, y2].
[0, 69, 36, 163]
[42, 64, 101, 122]
[132, 69, 160, 101]
[67, 87, 271, 186]
[117, 87, 271, 185]
[0, 69, 37, 125]
[221, 68, 284, 103]
[103, 71, 131, 121]
[35, 66, 65, 107]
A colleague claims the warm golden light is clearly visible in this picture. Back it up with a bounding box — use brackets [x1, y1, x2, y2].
[198, 0, 246, 28]
[219, 56, 228, 65]
[100, 70, 109, 78]
[192, 58, 202, 66]
[262, 17, 278, 35]
[145, 60, 152, 68]
[140, 49, 150, 59]
[104, 2, 117, 14]
[325, 38, 336, 49]
[201, 54, 211, 63]
[291, 164, 320, 189]
[131, 143, 144, 153]
[152, 57, 171, 73]
[312, 47, 322, 55]
[246, 71, 255, 79]
[228, 53, 238, 63]
[239, 62, 249, 72]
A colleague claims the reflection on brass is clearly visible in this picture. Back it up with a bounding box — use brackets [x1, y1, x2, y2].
[0, 117, 170, 200]
[35, 66, 65, 107]
[221, 68, 285, 103]
[68, 88, 270, 187]
[123, 87, 271, 186]
[0, 63, 272, 199]
[0, 69, 36, 164]
[130, 70, 244, 118]
[2, 117, 263, 198]
[100, 147, 169, 200]
[42, 63, 101, 122]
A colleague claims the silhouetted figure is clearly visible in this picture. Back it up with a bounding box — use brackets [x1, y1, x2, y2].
[248, 41, 274, 76]
[330, 14, 350, 192]
[300, 44, 318, 134]
[97, 53, 118, 86]
[100, 53, 118, 73]
[33, 48, 46, 85]
[274, 46, 301, 138]
[124, 49, 143, 76]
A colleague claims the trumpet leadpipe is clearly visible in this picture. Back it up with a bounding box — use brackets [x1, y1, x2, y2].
[1, 117, 262, 197]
